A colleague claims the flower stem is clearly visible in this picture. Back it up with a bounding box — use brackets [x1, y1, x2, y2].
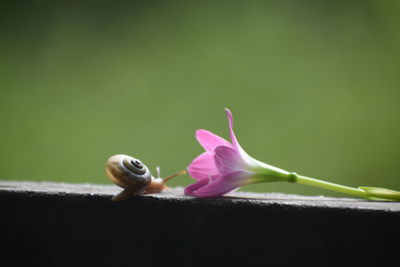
[290, 173, 369, 199]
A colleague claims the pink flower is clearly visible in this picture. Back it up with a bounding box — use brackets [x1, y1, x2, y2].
[185, 108, 289, 197]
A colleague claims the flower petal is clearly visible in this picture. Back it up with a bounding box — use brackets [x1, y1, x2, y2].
[225, 108, 240, 149]
[196, 129, 232, 152]
[214, 146, 245, 175]
[191, 170, 252, 197]
[187, 152, 221, 180]
[184, 179, 210, 196]
[225, 108, 255, 166]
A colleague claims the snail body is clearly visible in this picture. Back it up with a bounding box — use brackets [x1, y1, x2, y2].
[105, 154, 185, 201]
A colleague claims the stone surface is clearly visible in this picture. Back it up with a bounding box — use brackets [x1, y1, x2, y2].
[1, 181, 399, 267]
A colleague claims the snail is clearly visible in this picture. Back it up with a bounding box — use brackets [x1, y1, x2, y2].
[105, 154, 186, 201]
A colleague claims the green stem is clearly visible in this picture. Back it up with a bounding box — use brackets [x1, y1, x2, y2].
[291, 173, 369, 199]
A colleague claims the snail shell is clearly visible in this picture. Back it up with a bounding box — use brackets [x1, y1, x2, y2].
[106, 154, 155, 201]
[106, 154, 152, 190]
[106, 154, 185, 201]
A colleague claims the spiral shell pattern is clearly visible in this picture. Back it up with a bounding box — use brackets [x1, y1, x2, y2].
[106, 154, 152, 193]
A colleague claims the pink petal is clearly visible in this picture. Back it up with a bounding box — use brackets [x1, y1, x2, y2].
[196, 129, 232, 152]
[187, 152, 221, 180]
[184, 179, 210, 196]
[214, 146, 245, 175]
[225, 108, 253, 163]
[192, 170, 252, 197]
[225, 108, 240, 149]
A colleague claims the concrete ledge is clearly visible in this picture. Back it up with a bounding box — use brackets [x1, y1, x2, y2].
[1, 181, 399, 267]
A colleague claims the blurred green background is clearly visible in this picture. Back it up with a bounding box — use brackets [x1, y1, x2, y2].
[1, 0, 399, 197]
